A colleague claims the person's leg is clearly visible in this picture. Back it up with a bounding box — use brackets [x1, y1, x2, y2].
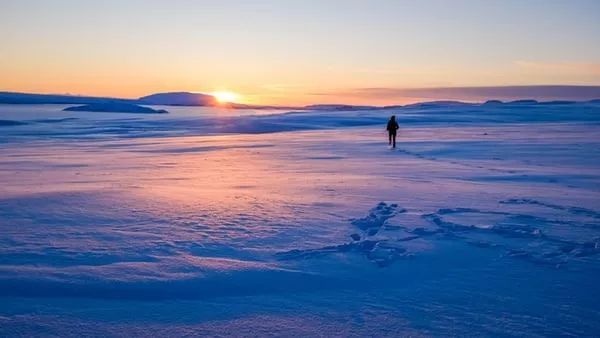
[388, 132, 392, 145]
[392, 133, 396, 148]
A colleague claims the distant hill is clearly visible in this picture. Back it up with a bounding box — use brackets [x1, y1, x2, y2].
[64, 103, 168, 114]
[138, 92, 217, 106]
[483, 100, 503, 105]
[0, 91, 218, 107]
[0, 91, 132, 105]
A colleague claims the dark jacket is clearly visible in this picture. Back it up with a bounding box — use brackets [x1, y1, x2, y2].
[387, 120, 399, 133]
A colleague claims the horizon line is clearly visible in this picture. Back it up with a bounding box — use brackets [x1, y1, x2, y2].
[2, 84, 600, 107]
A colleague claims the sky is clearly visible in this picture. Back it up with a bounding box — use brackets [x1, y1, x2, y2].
[1, 0, 599, 105]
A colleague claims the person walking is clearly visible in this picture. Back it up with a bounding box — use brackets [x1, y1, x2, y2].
[386, 115, 399, 148]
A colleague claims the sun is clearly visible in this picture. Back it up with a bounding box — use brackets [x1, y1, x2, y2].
[212, 91, 240, 103]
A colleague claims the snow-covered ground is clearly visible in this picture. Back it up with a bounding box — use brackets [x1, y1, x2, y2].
[1, 102, 599, 336]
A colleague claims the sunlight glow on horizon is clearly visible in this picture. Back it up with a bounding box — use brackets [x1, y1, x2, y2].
[211, 91, 240, 103]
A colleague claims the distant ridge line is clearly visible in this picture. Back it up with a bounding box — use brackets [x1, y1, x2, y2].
[1, 89, 599, 110]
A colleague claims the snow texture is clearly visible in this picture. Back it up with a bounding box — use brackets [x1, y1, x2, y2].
[1, 101, 599, 336]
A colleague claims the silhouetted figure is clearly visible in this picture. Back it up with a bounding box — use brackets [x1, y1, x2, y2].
[386, 115, 399, 148]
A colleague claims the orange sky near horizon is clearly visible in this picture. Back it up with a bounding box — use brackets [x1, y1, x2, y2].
[1, 1, 599, 106]
[3, 60, 600, 106]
